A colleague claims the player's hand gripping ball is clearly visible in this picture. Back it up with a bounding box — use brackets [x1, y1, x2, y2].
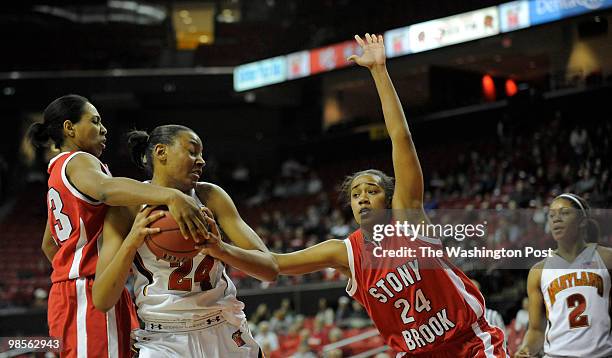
[145, 206, 211, 262]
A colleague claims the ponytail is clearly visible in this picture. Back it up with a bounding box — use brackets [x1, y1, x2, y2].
[30, 94, 89, 149]
[27, 122, 51, 148]
[126, 130, 150, 170]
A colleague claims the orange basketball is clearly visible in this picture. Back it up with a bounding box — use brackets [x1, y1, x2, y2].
[145, 207, 200, 262]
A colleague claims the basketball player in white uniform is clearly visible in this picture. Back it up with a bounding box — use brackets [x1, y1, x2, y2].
[92, 125, 278, 357]
[516, 193, 612, 358]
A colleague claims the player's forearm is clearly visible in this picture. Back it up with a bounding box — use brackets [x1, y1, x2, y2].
[96, 177, 178, 207]
[41, 240, 58, 263]
[520, 328, 544, 353]
[272, 252, 331, 275]
[92, 242, 139, 312]
[41, 221, 58, 263]
[369, 65, 412, 140]
[214, 243, 279, 282]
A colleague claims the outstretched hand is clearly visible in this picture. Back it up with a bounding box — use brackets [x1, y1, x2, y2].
[347, 33, 386, 69]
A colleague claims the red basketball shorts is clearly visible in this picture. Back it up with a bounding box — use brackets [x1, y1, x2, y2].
[48, 277, 138, 358]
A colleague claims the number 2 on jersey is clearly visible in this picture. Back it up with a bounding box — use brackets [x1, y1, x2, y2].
[48, 188, 73, 242]
[567, 293, 589, 328]
[168, 256, 215, 291]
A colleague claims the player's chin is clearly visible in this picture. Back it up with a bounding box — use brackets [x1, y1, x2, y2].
[183, 176, 199, 189]
[91, 146, 104, 158]
[188, 173, 200, 185]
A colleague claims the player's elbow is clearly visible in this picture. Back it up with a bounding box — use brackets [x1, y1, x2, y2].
[257, 256, 279, 282]
[95, 179, 114, 203]
[263, 260, 280, 282]
[91, 285, 112, 312]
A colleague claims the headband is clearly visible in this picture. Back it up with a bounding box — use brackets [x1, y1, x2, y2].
[556, 193, 587, 217]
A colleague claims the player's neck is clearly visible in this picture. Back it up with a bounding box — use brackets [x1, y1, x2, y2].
[556, 239, 588, 262]
[150, 175, 191, 195]
[60, 141, 80, 153]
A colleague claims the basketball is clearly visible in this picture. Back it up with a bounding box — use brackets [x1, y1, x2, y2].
[145, 207, 200, 262]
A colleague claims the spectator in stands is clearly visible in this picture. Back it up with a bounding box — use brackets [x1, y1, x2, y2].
[32, 288, 48, 308]
[513, 297, 529, 332]
[250, 303, 271, 326]
[291, 342, 317, 358]
[282, 157, 307, 178]
[569, 125, 588, 158]
[325, 348, 343, 358]
[314, 298, 335, 326]
[309, 316, 329, 351]
[575, 168, 596, 194]
[329, 209, 350, 237]
[269, 307, 293, 334]
[347, 300, 370, 329]
[306, 171, 323, 194]
[335, 296, 351, 327]
[327, 327, 346, 356]
[260, 342, 274, 358]
[254, 321, 279, 351]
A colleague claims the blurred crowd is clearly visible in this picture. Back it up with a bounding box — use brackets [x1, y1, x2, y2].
[248, 297, 379, 357]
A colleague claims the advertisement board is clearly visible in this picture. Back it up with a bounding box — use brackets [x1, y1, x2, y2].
[499, 0, 531, 32]
[408, 7, 500, 53]
[529, 0, 612, 25]
[384, 26, 412, 58]
[234, 56, 287, 92]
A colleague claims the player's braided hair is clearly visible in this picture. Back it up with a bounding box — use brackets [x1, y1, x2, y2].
[338, 169, 394, 209]
[126, 124, 193, 176]
[27, 94, 90, 149]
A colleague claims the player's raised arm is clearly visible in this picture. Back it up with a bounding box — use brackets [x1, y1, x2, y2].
[195, 183, 279, 282]
[515, 262, 545, 358]
[65, 153, 208, 241]
[348, 34, 424, 211]
[92, 206, 164, 312]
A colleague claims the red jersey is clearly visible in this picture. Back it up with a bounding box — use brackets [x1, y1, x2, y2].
[47, 151, 110, 283]
[344, 228, 486, 354]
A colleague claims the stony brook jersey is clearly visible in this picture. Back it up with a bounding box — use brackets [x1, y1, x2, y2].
[131, 188, 246, 327]
[541, 244, 612, 357]
[344, 229, 486, 354]
[47, 152, 111, 283]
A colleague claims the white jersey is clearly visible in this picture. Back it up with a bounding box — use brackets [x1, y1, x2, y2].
[541, 244, 612, 358]
[132, 188, 246, 328]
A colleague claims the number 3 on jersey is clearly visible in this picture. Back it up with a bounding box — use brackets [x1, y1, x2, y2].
[168, 256, 215, 292]
[48, 188, 73, 242]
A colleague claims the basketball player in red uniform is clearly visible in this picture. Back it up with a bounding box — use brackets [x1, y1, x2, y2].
[268, 34, 508, 357]
[28, 94, 210, 357]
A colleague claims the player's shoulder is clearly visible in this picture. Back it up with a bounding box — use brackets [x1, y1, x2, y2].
[528, 258, 546, 284]
[63, 151, 105, 174]
[67, 151, 100, 166]
[195, 181, 224, 199]
[531, 258, 547, 270]
[595, 244, 612, 268]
